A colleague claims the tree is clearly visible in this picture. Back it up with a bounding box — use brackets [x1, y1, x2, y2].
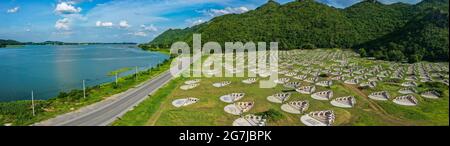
[373, 50, 386, 60]
[387, 50, 405, 61]
[408, 54, 423, 63]
[359, 48, 368, 57]
[302, 43, 316, 49]
[144, 0, 448, 62]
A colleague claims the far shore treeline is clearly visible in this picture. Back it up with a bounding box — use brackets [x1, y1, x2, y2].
[141, 0, 449, 63]
[0, 39, 137, 47]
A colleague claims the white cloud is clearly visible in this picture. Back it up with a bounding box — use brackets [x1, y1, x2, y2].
[201, 6, 249, 17]
[119, 20, 131, 28]
[52, 31, 74, 36]
[129, 31, 147, 37]
[6, 7, 20, 13]
[59, 0, 92, 5]
[55, 18, 71, 30]
[83, 0, 222, 29]
[141, 24, 157, 32]
[185, 19, 206, 26]
[55, 2, 82, 14]
[96, 21, 114, 27]
[192, 19, 206, 25]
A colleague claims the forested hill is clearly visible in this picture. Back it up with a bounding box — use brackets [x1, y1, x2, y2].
[0, 39, 21, 48]
[143, 0, 449, 62]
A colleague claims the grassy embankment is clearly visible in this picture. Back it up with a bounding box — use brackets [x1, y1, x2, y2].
[0, 57, 172, 126]
[139, 45, 171, 55]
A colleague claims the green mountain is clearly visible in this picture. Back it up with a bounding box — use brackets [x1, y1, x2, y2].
[143, 0, 449, 62]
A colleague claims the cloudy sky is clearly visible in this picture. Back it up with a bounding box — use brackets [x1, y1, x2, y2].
[0, 0, 421, 43]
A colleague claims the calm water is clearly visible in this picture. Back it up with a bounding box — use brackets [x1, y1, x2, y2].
[0, 45, 169, 102]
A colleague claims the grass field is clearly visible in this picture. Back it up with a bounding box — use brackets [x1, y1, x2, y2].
[115, 49, 448, 126]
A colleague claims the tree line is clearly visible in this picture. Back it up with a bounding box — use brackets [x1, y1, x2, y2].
[143, 0, 448, 63]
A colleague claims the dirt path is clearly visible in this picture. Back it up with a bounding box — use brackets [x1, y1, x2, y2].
[341, 83, 410, 125]
[146, 99, 168, 126]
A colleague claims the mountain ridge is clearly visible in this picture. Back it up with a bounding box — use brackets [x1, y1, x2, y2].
[142, 0, 449, 62]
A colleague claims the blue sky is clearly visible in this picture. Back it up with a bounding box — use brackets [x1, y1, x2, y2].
[0, 0, 421, 43]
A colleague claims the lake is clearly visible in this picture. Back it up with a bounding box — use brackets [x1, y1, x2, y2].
[0, 45, 169, 102]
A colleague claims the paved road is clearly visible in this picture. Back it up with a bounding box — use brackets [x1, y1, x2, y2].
[59, 71, 173, 126]
[35, 55, 199, 126]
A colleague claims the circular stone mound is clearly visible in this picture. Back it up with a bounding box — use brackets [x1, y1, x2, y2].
[368, 96, 388, 101]
[220, 93, 244, 103]
[421, 91, 440, 99]
[185, 79, 201, 85]
[393, 95, 418, 106]
[311, 91, 332, 101]
[172, 98, 199, 108]
[224, 104, 242, 115]
[330, 100, 352, 108]
[398, 88, 415, 94]
[267, 94, 289, 103]
[368, 92, 389, 101]
[232, 115, 266, 126]
[267, 93, 291, 103]
[281, 104, 302, 114]
[180, 84, 198, 90]
[212, 81, 231, 88]
[393, 99, 417, 106]
[242, 78, 257, 84]
[300, 115, 328, 126]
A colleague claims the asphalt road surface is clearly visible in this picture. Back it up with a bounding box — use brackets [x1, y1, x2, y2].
[37, 55, 199, 126]
[58, 71, 173, 126]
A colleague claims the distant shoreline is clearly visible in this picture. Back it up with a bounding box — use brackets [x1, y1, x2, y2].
[1, 43, 140, 49]
[1, 39, 138, 48]
[15, 43, 137, 45]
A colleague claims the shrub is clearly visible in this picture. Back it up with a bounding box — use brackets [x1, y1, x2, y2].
[255, 109, 284, 121]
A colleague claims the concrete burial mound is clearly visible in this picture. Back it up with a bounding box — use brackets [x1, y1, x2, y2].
[398, 87, 417, 94]
[421, 90, 441, 99]
[368, 91, 390, 101]
[242, 78, 258, 84]
[180, 83, 199, 90]
[301, 110, 335, 126]
[344, 78, 359, 85]
[267, 93, 291, 103]
[296, 86, 316, 94]
[232, 114, 267, 126]
[316, 80, 333, 87]
[305, 77, 318, 83]
[294, 75, 307, 80]
[184, 79, 201, 85]
[285, 72, 297, 77]
[401, 81, 417, 87]
[360, 81, 376, 88]
[220, 93, 245, 103]
[274, 78, 290, 84]
[212, 81, 231, 88]
[311, 90, 333, 100]
[281, 100, 309, 114]
[284, 82, 301, 89]
[393, 95, 418, 106]
[224, 102, 254, 115]
[330, 96, 356, 108]
[172, 97, 200, 108]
